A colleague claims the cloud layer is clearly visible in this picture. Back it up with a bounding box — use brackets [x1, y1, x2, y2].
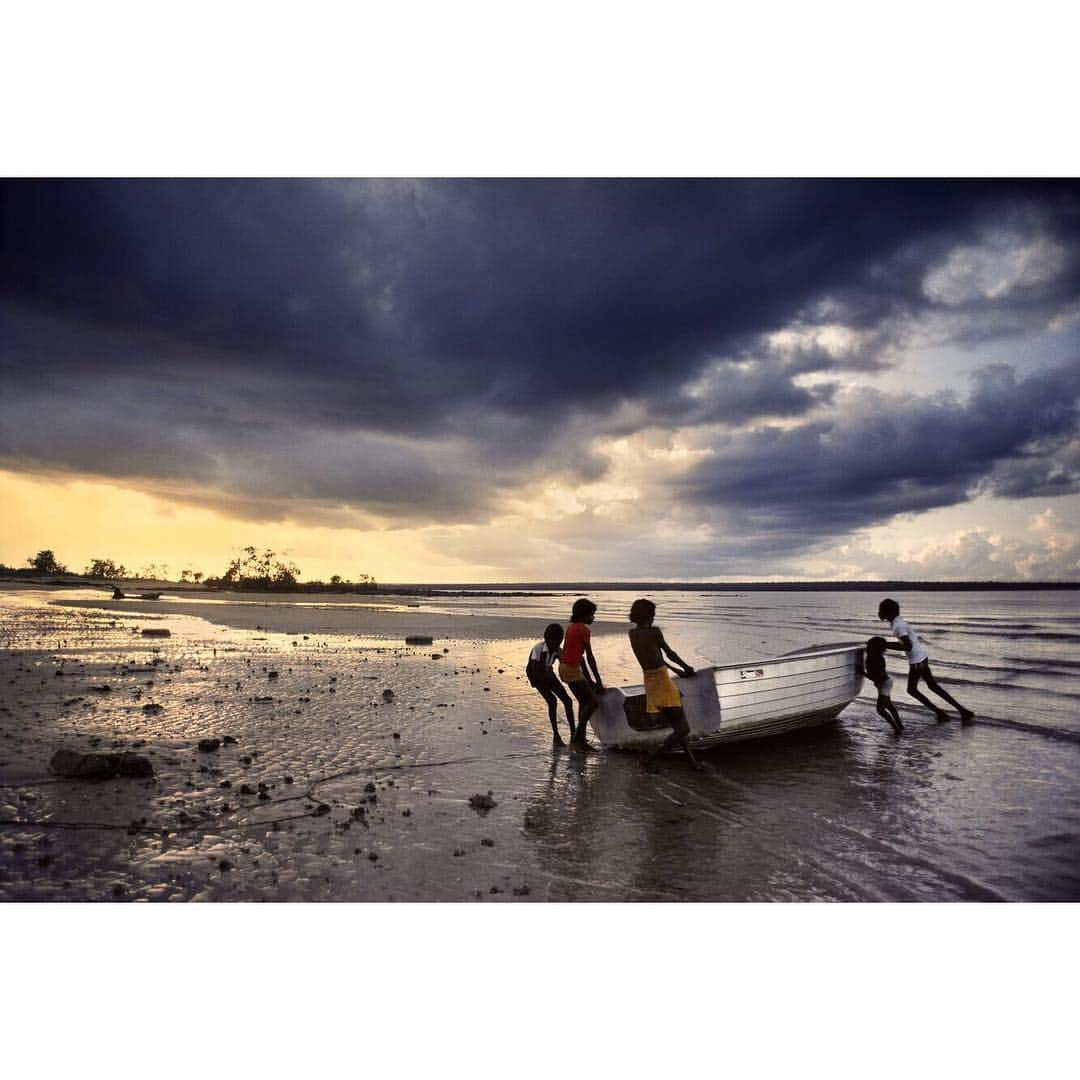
[2, 179, 1079, 577]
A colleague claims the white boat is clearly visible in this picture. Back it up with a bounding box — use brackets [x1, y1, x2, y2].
[589, 643, 865, 751]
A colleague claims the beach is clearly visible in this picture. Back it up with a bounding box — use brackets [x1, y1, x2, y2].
[1, 585, 1078, 901]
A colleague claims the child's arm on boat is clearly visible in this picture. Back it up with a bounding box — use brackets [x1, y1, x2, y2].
[659, 634, 695, 677]
[584, 640, 604, 692]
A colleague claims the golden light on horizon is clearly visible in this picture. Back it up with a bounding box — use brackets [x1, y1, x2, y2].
[0, 469, 479, 584]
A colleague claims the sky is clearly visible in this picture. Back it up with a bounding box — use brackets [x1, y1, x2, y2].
[1, 178, 1079, 583]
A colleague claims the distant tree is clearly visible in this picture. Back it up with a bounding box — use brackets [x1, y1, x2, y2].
[208, 546, 303, 589]
[85, 558, 126, 579]
[193, 571, 204, 584]
[28, 549, 66, 574]
[273, 561, 300, 586]
[330, 574, 343, 585]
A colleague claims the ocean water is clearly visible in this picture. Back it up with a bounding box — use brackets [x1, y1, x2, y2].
[408, 587, 1080, 901]
[1, 587, 1077, 901]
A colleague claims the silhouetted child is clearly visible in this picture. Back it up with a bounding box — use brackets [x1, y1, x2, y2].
[526, 623, 576, 747]
[628, 598, 700, 769]
[558, 598, 604, 750]
[865, 636, 903, 735]
[878, 598, 975, 724]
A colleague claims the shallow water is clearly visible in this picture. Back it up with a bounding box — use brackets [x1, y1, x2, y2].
[1, 587, 1077, 901]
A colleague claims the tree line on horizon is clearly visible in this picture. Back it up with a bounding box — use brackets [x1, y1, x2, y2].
[0, 548, 376, 592]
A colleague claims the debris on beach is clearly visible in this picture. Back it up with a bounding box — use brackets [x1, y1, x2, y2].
[142, 703, 164, 714]
[468, 792, 496, 813]
[197, 738, 221, 753]
[405, 636, 433, 645]
[141, 628, 171, 638]
[382, 688, 395, 701]
[50, 748, 154, 779]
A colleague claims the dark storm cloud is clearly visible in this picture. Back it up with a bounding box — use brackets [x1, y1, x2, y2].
[674, 362, 1080, 554]
[2, 178, 1079, 529]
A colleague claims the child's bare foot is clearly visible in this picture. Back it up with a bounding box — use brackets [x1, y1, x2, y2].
[887, 715, 903, 735]
[935, 710, 951, 722]
[959, 709, 976, 725]
[642, 756, 660, 773]
[552, 734, 566, 748]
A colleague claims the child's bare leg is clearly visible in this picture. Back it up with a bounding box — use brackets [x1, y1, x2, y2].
[877, 698, 903, 735]
[572, 698, 597, 749]
[648, 709, 700, 767]
[907, 666, 949, 719]
[671, 708, 701, 766]
[886, 701, 903, 732]
[554, 684, 576, 740]
[921, 664, 974, 720]
[541, 689, 564, 745]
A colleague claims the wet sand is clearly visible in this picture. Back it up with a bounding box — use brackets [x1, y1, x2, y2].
[0, 589, 575, 901]
[2, 587, 1078, 902]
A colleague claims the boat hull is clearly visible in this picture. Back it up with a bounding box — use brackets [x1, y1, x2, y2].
[589, 644, 865, 751]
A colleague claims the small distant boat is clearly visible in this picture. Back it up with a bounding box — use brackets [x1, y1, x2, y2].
[590, 643, 865, 750]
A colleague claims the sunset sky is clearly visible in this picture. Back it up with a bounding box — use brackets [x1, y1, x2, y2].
[2, 179, 1078, 582]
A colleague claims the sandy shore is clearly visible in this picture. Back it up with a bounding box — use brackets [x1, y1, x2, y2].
[8, 586, 1074, 901]
[0, 589, 637, 901]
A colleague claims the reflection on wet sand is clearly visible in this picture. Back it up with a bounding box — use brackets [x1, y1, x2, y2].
[3, 587, 1078, 901]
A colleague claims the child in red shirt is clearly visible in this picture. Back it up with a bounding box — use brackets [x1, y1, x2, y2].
[557, 597, 604, 750]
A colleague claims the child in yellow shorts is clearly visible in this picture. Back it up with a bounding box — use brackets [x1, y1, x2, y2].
[628, 598, 700, 769]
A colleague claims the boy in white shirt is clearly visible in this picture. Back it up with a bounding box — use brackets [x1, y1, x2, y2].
[878, 598, 975, 724]
[526, 623, 576, 746]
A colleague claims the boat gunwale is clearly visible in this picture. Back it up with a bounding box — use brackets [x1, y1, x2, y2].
[709, 642, 862, 674]
[613, 643, 863, 688]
